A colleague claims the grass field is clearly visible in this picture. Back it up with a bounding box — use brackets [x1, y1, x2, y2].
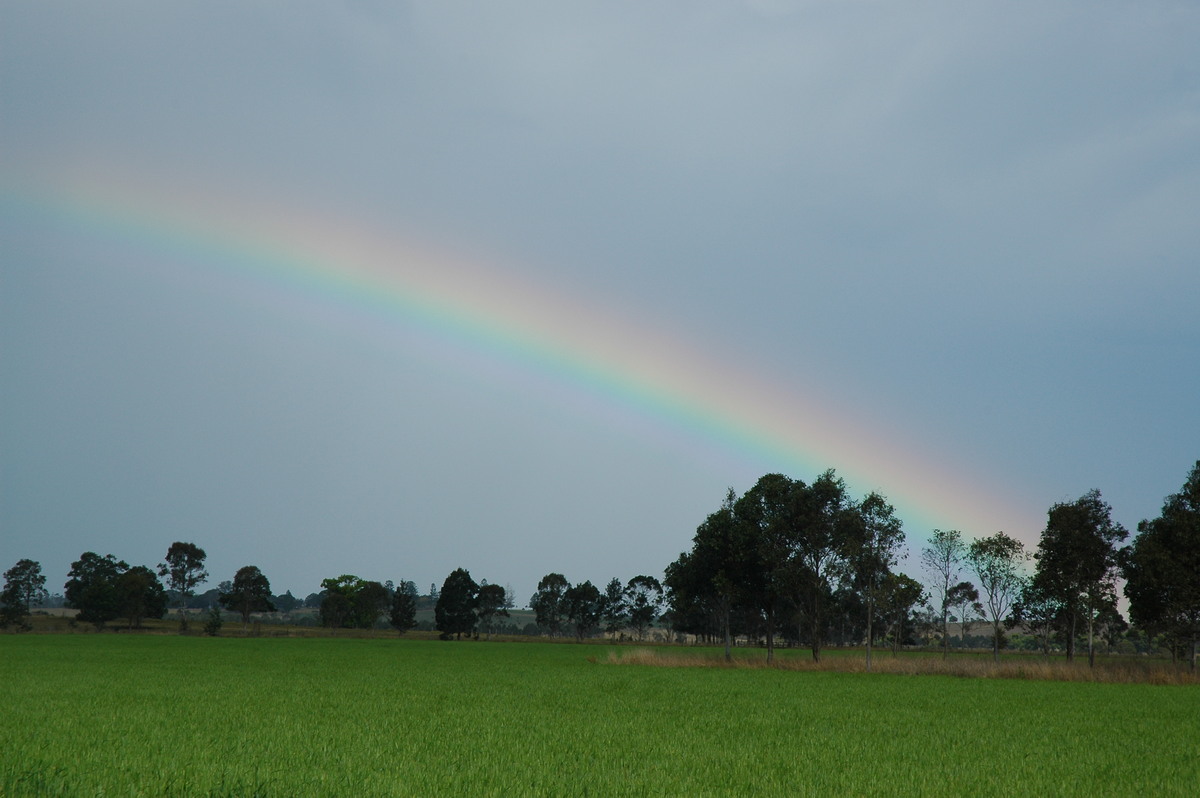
[2, 635, 1197, 796]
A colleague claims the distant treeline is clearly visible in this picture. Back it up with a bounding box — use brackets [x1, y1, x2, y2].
[4, 462, 1197, 671]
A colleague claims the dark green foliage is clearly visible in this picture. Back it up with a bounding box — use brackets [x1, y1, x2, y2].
[115, 566, 168, 628]
[1123, 461, 1200, 671]
[475, 583, 509, 639]
[64, 552, 129, 629]
[158, 542, 208, 629]
[564, 581, 602, 641]
[435, 568, 478, 639]
[389, 582, 418, 635]
[625, 575, 663, 641]
[600, 577, 627, 636]
[218, 566, 275, 627]
[1, 559, 47, 631]
[317, 575, 389, 629]
[203, 605, 223, 636]
[1033, 489, 1127, 666]
[968, 532, 1028, 662]
[530, 573, 569, 636]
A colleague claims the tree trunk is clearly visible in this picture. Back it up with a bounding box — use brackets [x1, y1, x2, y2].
[765, 613, 775, 664]
[865, 595, 874, 672]
[942, 603, 949, 659]
[992, 622, 1001, 663]
[1086, 608, 1095, 669]
[722, 605, 732, 663]
[1066, 607, 1077, 662]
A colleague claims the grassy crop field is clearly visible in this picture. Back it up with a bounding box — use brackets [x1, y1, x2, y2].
[2, 635, 1197, 796]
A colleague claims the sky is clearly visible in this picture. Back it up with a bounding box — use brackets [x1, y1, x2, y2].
[2, 2, 1198, 607]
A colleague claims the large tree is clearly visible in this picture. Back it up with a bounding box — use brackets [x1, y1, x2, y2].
[564, 581, 603, 642]
[967, 532, 1028, 662]
[389, 581, 419, 635]
[625, 575, 663, 641]
[847, 491, 905, 671]
[530, 573, 570, 637]
[475, 582, 510, 640]
[1033, 490, 1127, 666]
[65, 552, 129, 629]
[1123, 461, 1200, 671]
[158, 542, 208, 630]
[600, 577, 628, 637]
[219, 566, 276, 629]
[435, 568, 478, 640]
[1, 559, 48, 631]
[665, 488, 745, 660]
[945, 581, 982, 649]
[115, 566, 169, 629]
[920, 529, 966, 658]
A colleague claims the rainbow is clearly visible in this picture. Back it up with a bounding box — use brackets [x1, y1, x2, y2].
[2, 175, 1042, 541]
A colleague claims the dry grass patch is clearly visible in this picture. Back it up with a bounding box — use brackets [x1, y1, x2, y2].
[605, 647, 1200, 685]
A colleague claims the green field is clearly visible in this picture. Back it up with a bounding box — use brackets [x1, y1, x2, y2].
[2, 636, 1197, 796]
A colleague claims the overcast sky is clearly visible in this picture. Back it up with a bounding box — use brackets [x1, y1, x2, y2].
[3, 2, 1198, 605]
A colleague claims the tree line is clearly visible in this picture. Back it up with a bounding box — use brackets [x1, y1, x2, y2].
[4, 462, 1197, 670]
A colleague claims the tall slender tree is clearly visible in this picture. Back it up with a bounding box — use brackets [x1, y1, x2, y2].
[847, 491, 905, 671]
[435, 568, 478, 640]
[967, 532, 1028, 662]
[920, 529, 966, 658]
[158, 542, 207, 630]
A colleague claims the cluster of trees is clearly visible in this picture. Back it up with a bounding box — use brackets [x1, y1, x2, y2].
[431, 568, 512, 640]
[525, 573, 664, 642]
[663, 471, 915, 668]
[4, 463, 1198, 671]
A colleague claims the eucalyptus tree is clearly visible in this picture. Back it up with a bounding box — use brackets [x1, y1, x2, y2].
[530, 573, 570, 636]
[475, 582, 510, 640]
[563, 580, 602, 642]
[1, 559, 47, 630]
[946, 581, 982, 649]
[1123, 461, 1200, 671]
[665, 488, 744, 660]
[625, 575, 664, 641]
[967, 532, 1028, 662]
[115, 565, 168, 629]
[158, 542, 208, 630]
[847, 491, 906, 670]
[218, 566, 276, 629]
[65, 552, 128, 629]
[920, 529, 966, 658]
[1033, 490, 1127, 666]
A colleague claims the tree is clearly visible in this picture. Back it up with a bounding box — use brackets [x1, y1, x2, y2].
[920, 529, 966, 658]
[625, 575, 663, 641]
[1011, 578, 1062, 657]
[65, 552, 128, 630]
[274, 590, 300, 616]
[1033, 490, 1128, 666]
[353, 581, 391, 629]
[530, 573, 570, 637]
[219, 566, 276, 629]
[389, 581, 418, 635]
[319, 592, 352, 630]
[115, 565, 168, 629]
[967, 532, 1028, 662]
[475, 582, 510, 640]
[1, 559, 48, 631]
[945, 581, 982, 649]
[878, 573, 926, 654]
[564, 581, 603, 642]
[435, 568, 478, 640]
[1123, 461, 1200, 672]
[847, 491, 905, 671]
[600, 577, 628, 637]
[665, 488, 745, 660]
[158, 542, 208, 630]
